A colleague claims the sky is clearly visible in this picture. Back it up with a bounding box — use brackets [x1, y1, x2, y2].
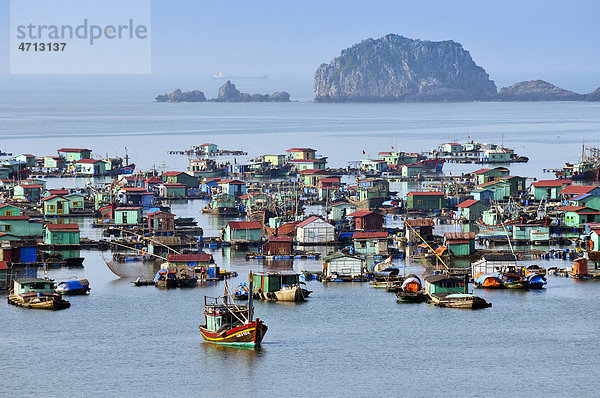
[1, 0, 599, 92]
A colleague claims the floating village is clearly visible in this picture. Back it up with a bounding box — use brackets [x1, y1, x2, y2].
[2, 141, 600, 346]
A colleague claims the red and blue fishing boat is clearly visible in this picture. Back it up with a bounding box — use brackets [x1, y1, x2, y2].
[199, 272, 267, 347]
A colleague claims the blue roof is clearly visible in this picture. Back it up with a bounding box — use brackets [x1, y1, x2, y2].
[572, 193, 591, 201]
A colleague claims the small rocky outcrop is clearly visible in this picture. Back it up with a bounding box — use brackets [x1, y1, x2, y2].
[211, 81, 290, 102]
[155, 89, 206, 102]
[497, 80, 585, 101]
[585, 87, 600, 102]
[314, 34, 497, 102]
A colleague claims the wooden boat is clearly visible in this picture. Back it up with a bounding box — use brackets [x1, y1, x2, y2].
[56, 278, 91, 295]
[233, 283, 250, 300]
[396, 275, 425, 302]
[524, 273, 547, 289]
[252, 272, 311, 302]
[8, 278, 71, 310]
[131, 277, 156, 286]
[176, 267, 198, 287]
[154, 269, 178, 288]
[473, 273, 503, 289]
[199, 272, 268, 347]
[497, 273, 525, 289]
[385, 280, 405, 293]
[425, 274, 491, 309]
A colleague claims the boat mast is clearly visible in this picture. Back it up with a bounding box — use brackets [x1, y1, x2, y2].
[582, 139, 585, 162]
[248, 271, 254, 321]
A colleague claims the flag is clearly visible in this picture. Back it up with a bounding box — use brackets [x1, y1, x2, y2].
[362, 150, 365, 154]
[448, 133, 450, 139]
[391, 146, 394, 149]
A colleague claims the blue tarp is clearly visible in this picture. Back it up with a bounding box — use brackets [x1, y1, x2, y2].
[59, 280, 84, 291]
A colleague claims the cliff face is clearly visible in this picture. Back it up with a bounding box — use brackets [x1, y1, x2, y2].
[498, 80, 585, 101]
[586, 87, 600, 102]
[314, 34, 497, 102]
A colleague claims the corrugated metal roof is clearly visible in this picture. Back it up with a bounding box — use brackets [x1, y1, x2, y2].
[456, 199, 479, 208]
[558, 185, 598, 195]
[353, 232, 388, 239]
[405, 219, 434, 227]
[296, 216, 325, 228]
[407, 191, 444, 196]
[47, 223, 79, 231]
[444, 232, 476, 240]
[57, 148, 90, 153]
[227, 221, 262, 230]
[169, 253, 213, 262]
[532, 179, 571, 187]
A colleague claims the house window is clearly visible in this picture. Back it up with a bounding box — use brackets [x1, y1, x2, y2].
[417, 200, 424, 205]
[48, 205, 55, 212]
[4, 211, 10, 216]
[5, 225, 11, 232]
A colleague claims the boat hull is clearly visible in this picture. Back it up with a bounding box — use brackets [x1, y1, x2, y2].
[396, 291, 425, 303]
[8, 294, 71, 310]
[256, 286, 308, 302]
[428, 293, 491, 309]
[199, 319, 268, 347]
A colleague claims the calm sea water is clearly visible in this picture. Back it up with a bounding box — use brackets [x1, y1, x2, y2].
[1, 78, 600, 397]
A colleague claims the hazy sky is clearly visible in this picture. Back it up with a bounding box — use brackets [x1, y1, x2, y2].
[1, 0, 599, 90]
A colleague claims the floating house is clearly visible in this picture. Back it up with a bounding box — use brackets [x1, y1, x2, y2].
[159, 183, 187, 198]
[471, 167, 510, 185]
[402, 164, 423, 177]
[404, 218, 434, 243]
[262, 236, 293, 256]
[353, 232, 388, 255]
[0, 214, 42, 237]
[218, 179, 247, 197]
[500, 176, 527, 193]
[263, 154, 287, 167]
[224, 221, 262, 244]
[568, 194, 600, 211]
[44, 156, 66, 170]
[13, 184, 43, 202]
[322, 253, 365, 279]
[15, 154, 36, 168]
[555, 205, 600, 227]
[144, 176, 163, 191]
[470, 188, 493, 204]
[347, 210, 384, 231]
[531, 179, 571, 201]
[296, 216, 335, 244]
[286, 147, 316, 160]
[74, 159, 106, 175]
[476, 180, 511, 201]
[66, 193, 85, 211]
[329, 202, 356, 221]
[471, 253, 518, 276]
[119, 187, 154, 207]
[299, 169, 329, 187]
[162, 171, 199, 188]
[0, 204, 23, 217]
[114, 207, 143, 226]
[200, 143, 218, 155]
[317, 177, 341, 201]
[57, 148, 91, 162]
[147, 211, 175, 233]
[288, 158, 327, 171]
[406, 192, 446, 210]
[44, 223, 80, 245]
[443, 232, 476, 256]
[512, 224, 550, 242]
[360, 159, 388, 173]
[456, 199, 486, 222]
[41, 195, 70, 216]
[559, 185, 600, 200]
[167, 253, 213, 267]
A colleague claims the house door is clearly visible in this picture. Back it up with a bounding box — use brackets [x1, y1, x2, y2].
[122, 212, 128, 224]
[57, 201, 63, 214]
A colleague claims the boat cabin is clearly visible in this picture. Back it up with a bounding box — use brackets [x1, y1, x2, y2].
[203, 300, 246, 333]
[252, 272, 300, 293]
[14, 278, 55, 295]
[425, 274, 467, 295]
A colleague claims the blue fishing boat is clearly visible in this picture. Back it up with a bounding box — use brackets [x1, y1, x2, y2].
[56, 278, 91, 295]
[525, 273, 547, 289]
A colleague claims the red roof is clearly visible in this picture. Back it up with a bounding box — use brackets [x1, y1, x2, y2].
[163, 171, 185, 177]
[239, 194, 250, 199]
[115, 207, 141, 210]
[444, 232, 476, 240]
[288, 159, 324, 163]
[353, 232, 388, 239]
[219, 179, 245, 184]
[296, 216, 326, 228]
[456, 199, 480, 208]
[122, 187, 148, 193]
[228, 221, 262, 230]
[200, 143, 216, 147]
[46, 223, 79, 231]
[203, 177, 221, 182]
[405, 219, 434, 227]
[162, 183, 186, 187]
[57, 148, 90, 153]
[169, 253, 213, 262]
[267, 236, 294, 242]
[0, 215, 29, 220]
[144, 176, 162, 184]
[0, 261, 7, 270]
[378, 152, 392, 156]
[286, 148, 315, 152]
[347, 210, 380, 218]
[18, 184, 42, 189]
[532, 179, 571, 187]
[558, 185, 598, 195]
[47, 189, 69, 195]
[75, 159, 103, 164]
[407, 191, 444, 196]
[20, 154, 35, 157]
[41, 195, 68, 202]
[298, 169, 329, 175]
[472, 168, 492, 174]
[554, 205, 587, 212]
[318, 177, 340, 183]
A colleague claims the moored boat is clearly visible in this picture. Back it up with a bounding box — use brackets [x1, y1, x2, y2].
[154, 269, 178, 288]
[473, 273, 503, 289]
[396, 274, 425, 302]
[525, 273, 547, 289]
[56, 278, 91, 295]
[425, 274, 491, 309]
[497, 273, 525, 289]
[252, 272, 311, 302]
[8, 278, 71, 310]
[199, 272, 268, 347]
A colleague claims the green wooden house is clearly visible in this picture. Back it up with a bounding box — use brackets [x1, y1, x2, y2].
[74, 159, 106, 175]
[0, 204, 24, 217]
[44, 223, 80, 245]
[41, 195, 70, 216]
[500, 176, 527, 194]
[162, 171, 199, 188]
[512, 224, 550, 243]
[0, 214, 43, 237]
[471, 167, 510, 185]
[476, 181, 511, 201]
[200, 143, 218, 155]
[402, 164, 422, 177]
[531, 179, 571, 200]
[13, 184, 43, 202]
[16, 154, 36, 167]
[263, 154, 286, 167]
[329, 202, 356, 221]
[406, 192, 446, 210]
[66, 193, 85, 211]
[353, 232, 388, 255]
[444, 232, 476, 256]
[114, 207, 143, 225]
[44, 156, 66, 169]
[57, 148, 92, 162]
[456, 199, 486, 221]
[160, 183, 187, 198]
[223, 221, 262, 243]
[425, 274, 467, 295]
[556, 205, 600, 227]
[322, 253, 365, 278]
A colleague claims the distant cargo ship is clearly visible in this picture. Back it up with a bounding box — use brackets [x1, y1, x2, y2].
[212, 72, 269, 79]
